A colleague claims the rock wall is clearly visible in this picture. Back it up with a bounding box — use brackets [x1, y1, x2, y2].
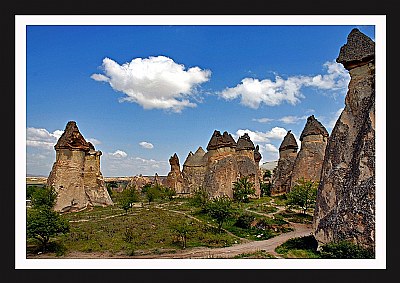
[47, 121, 113, 212]
[271, 130, 298, 195]
[313, 28, 375, 251]
[290, 115, 328, 188]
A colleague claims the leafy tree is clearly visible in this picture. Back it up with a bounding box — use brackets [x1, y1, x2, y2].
[106, 181, 118, 197]
[27, 207, 70, 252]
[206, 196, 234, 232]
[162, 186, 176, 201]
[232, 176, 255, 203]
[170, 220, 195, 249]
[285, 178, 318, 214]
[26, 186, 70, 252]
[188, 187, 209, 211]
[26, 185, 42, 200]
[260, 181, 272, 197]
[144, 185, 162, 204]
[30, 186, 57, 208]
[119, 187, 140, 214]
[263, 170, 272, 180]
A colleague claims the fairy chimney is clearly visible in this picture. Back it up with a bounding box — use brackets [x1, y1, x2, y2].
[47, 121, 113, 212]
[313, 28, 375, 252]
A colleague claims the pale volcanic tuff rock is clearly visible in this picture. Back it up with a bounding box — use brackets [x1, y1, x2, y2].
[271, 130, 298, 196]
[290, 115, 328, 188]
[313, 28, 375, 252]
[180, 131, 261, 198]
[165, 153, 185, 193]
[47, 121, 113, 212]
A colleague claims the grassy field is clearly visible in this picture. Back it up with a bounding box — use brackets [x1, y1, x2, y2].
[26, 193, 316, 258]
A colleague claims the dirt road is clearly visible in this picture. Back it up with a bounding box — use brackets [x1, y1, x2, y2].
[129, 222, 313, 259]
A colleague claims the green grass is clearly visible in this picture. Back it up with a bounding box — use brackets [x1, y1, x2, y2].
[233, 250, 276, 259]
[273, 209, 313, 224]
[27, 194, 314, 258]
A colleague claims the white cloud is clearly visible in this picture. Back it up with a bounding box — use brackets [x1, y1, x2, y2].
[278, 115, 308, 124]
[139, 141, 154, 149]
[219, 60, 350, 109]
[252, 117, 274, 123]
[101, 155, 169, 176]
[91, 55, 211, 113]
[26, 127, 62, 150]
[328, 107, 344, 131]
[109, 150, 128, 158]
[88, 138, 102, 146]
[235, 127, 287, 143]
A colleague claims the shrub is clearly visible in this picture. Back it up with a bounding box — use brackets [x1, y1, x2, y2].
[234, 213, 255, 229]
[320, 241, 374, 259]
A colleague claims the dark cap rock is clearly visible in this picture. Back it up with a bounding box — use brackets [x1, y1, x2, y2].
[54, 121, 91, 151]
[336, 28, 375, 70]
[279, 130, 298, 151]
[236, 133, 255, 151]
[299, 115, 329, 141]
[206, 130, 237, 150]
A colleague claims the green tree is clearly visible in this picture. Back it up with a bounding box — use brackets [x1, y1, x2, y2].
[286, 178, 318, 214]
[232, 176, 255, 203]
[26, 185, 42, 200]
[162, 186, 176, 201]
[206, 196, 234, 232]
[27, 207, 70, 252]
[106, 181, 118, 197]
[260, 181, 272, 197]
[119, 187, 140, 214]
[26, 186, 70, 252]
[144, 185, 161, 204]
[263, 170, 272, 180]
[30, 186, 58, 208]
[170, 220, 195, 249]
[188, 187, 209, 211]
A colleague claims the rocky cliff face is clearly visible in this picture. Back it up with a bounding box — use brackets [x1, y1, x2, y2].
[271, 130, 298, 195]
[47, 121, 113, 212]
[313, 28, 375, 251]
[290, 115, 328, 188]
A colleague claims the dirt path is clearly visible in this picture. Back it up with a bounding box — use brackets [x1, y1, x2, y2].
[129, 222, 312, 259]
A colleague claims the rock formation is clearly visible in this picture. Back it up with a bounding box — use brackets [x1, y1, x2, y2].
[128, 175, 152, 192]
[271, 130, 298, 196]
[47, 121, 113, 212]
[290, 115, 329, 188]
[181, 130, 261, 198]
[313, 28, 375, 252]
[182, 147, 208, 194]
[165, 153, 185, 193]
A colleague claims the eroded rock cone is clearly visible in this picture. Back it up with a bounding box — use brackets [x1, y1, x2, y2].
[313, 28, 375, 252]
[47, 121, 113, 212]
[271, 130, 298, 195]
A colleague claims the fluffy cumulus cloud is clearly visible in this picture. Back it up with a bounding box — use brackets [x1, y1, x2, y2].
[219, 60, 350, 109]
[234, 127, 290, 163]
[109, 150, 128, 158]
[91, 55, 211, 113]
[235, 127, 287, 143]
[101, 154, 169, 176]
[139, 141, 154, 149]
[26, 127, 63, 149]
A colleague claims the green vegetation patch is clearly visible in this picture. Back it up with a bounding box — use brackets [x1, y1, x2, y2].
[275, 235, 320, 258]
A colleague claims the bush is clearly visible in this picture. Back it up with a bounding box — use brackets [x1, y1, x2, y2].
[188, 187, 209, 210]
[234, 213, 255, 229]
[320, 241, 375, 259]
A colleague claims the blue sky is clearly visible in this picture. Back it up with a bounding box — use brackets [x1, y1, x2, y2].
[20, 16, 379, 177]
